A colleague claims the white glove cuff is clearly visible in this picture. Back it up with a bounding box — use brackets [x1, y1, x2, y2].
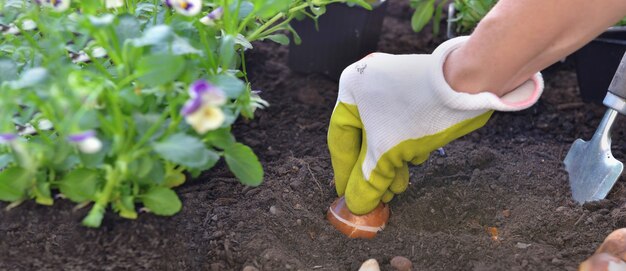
[430, 36, 544, 112]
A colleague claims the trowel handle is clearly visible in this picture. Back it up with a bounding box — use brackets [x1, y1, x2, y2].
[604, 52, 626, 114]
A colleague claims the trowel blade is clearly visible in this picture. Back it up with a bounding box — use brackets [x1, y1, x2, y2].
[564, 138, 623, 203]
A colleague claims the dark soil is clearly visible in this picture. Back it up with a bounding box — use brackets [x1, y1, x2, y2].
[3, 0, 626, 270]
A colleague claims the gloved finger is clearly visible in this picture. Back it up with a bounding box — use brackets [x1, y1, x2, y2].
[389, 162, 409, 194]
[382, 163, 409, 203]
[328, 102, 363, 196]
[382, 190, 394, 203]
[344, 132, 398, 215]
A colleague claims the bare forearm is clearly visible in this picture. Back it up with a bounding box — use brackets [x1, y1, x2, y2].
[444, 0, 626, 96]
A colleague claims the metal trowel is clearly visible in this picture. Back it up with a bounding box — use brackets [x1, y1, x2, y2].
[564, 52, 626, 204]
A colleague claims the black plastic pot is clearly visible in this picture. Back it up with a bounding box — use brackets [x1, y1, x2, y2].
[287, 1, 388, 80]
[573, 27, 626, 103]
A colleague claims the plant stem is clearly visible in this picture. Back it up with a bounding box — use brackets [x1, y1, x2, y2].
[256, 17, 293, 39]
[246, 12, 285, 42]
[82, 161, 127, 227]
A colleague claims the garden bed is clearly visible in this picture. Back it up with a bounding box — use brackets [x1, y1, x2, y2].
[3, 0, 626, 270]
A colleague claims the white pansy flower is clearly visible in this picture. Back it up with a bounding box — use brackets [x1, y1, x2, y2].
[185, 105, 225, 134]
[40, 0, 71, 12]
[68, 131, 103, 154]
[91, 47, 107, 58]
[3, 24, 20, 35]
[22, 20, 37, 30]
[106, 0, 124, 9]
[169, 0, 202, 16]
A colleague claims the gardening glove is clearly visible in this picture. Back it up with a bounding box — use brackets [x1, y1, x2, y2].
[328, 36, 544, 215]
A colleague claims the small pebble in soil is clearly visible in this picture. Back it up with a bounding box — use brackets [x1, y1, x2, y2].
[358, 259, 380, 271]
[390, 256, 412, 271]
[270, 206, 278, 215]
[502, 209, 511, 218]
[289, 180, 302, 190]
[242, 266, 259, 271]
[296, 219, 302, 226]
[556, 206, 567, 212]
[515, 242, 531, 249]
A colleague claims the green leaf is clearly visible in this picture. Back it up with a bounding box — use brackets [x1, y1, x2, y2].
[120, 87, 143, 107]
[411, 0, 435, 32]
[136, 54, 185, 86]
[255, 0, 291, 18]
[137, 156, 154, 178]
[211, 74, 245, 98]
[345, 0, 372, 10]
[11, 68, 48, 89]
[115, 14, 142, 47]
[0, 57, 18, 82]
[224, 143, 263, 186]
[219, 35, 236, 68]
[0, 167, 32, 202]
[114, 195, 137, 219]
[58, 168, 102, 203]
[54, 155, 80, 171]
[204, 128, 235, 149]
[164, 171, 186, 188]
[132, 25, 173, 47]
[235, 34, 253, 50]
[432, 1, 445, 35]
[153, 133, 220, 170]
[138, 159, 165, 185]
[0, 154, 14, 169]
[266, 34, 289, 45]
[88, 14, 116, 27]
[134, 113, 166, 142]
[141, 187, 182, 216]
[34, 176, 53, 206]
[238, 1, 255, 19]
[170, 35, 203, 55]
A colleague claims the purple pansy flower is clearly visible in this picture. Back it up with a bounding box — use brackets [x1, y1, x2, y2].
[181, 79, 226, 116]
[37, 0, 71, 12]
[0, 133, 17, 144]
[168, 0, 202, 16]
[181, 80, 226, 134]
[200, 7, 223, 25]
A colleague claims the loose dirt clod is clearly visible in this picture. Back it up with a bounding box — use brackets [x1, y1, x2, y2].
[390, 256, 412, 271]
[358, 259, 380, 271]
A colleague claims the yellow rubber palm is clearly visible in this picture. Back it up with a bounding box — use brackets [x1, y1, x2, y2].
[328, 37, 544, 215]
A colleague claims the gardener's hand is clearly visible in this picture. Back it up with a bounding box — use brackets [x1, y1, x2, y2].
[328, 36, 544, 215]
[579, 228, 626, 271]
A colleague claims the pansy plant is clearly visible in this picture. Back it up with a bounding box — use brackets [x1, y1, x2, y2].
[0, 0, 373, 227]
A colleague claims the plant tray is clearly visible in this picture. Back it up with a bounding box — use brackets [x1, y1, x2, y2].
[288, 1, 388, 80]
[573, 27, 626, 103]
